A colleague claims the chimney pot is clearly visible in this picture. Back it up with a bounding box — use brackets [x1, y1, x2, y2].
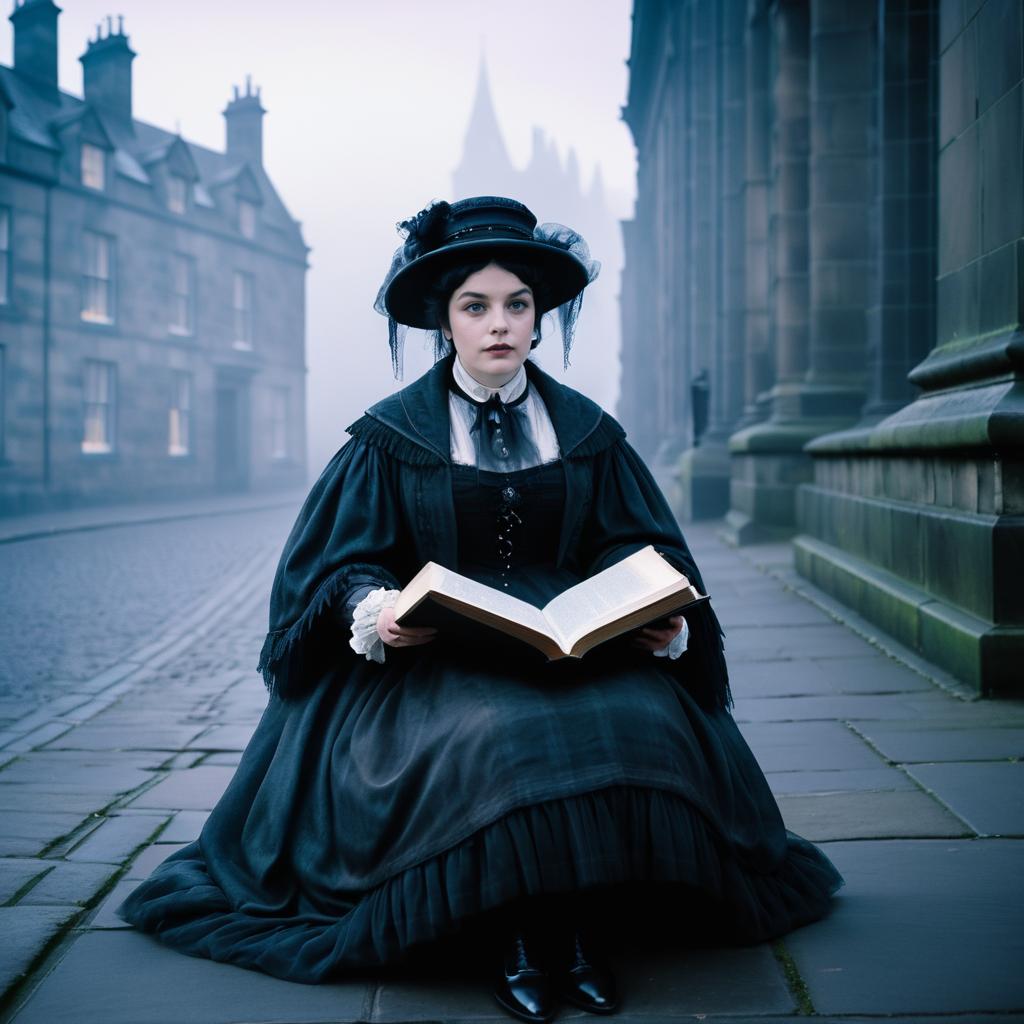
[223, 80, 266, 167]
[80, 13, 136, 129]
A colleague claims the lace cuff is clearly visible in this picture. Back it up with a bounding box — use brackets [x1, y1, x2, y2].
[653, 617, 689, 660]
[348, 587, 401, 663]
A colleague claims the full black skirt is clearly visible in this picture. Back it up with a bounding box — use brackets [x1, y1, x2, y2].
[118, 558, 842, 982]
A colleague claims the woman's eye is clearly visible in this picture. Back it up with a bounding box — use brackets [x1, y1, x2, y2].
[509, 300, 528, 311]
[465, 303, 485, 313]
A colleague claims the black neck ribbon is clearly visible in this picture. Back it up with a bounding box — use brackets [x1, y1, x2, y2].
[449, 377, 539, 472]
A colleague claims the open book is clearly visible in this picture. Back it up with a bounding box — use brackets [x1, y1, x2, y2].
[393, 545, 708, 661]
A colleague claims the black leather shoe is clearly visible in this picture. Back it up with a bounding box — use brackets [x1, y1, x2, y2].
[493, 932, 555, 1023]
[559, 930, 619, 1015]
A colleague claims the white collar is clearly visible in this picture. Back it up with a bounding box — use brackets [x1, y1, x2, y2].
[452, 355, 528, 404]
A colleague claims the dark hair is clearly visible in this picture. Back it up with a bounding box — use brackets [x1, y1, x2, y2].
[423, 258, 549, 361]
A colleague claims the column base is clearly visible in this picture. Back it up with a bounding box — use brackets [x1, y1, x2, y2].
[674, 441, 730, 521]
[794, 534, 1024, 697]
[796, 357, 1024, 695]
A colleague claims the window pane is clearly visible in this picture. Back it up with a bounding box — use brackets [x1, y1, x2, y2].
[82, 232, 113, 322]
[233, 271, 252, 347]
[81, 144, 105, 190]
[168, 176, 187, 214]
[169, 372, 191, 455]
[0, 345, 5, 458]
[82, 360, 114, 453]
[239, 200, 256, 239]
[0, 207, 9, 306]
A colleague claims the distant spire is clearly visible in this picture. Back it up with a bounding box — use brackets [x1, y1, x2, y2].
[588, 163, 606, 206]
[456, 52, 513, 176]
[565, 146, 581, 190]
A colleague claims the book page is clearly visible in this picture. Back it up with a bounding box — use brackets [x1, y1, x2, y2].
[396, 565, 552, 639]
[542, 547, 684, 648]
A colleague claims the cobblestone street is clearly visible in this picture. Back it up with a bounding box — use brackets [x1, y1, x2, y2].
[1, 505, 1023, 1024]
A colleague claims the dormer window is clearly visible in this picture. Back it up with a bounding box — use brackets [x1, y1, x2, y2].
[81, 143, 105, 190]
[238, 199, 256, 240]
[167, 175, 188, 215]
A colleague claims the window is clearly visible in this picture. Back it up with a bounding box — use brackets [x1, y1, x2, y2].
[170, 254, 194, 335]
[81, 231, 114, 323]
[232, 271, 253, 349]
[168, 371, 191, 456]
[82, 360, 115, 454]
[0, 346, 6, 459]
[238, 199, 256, 240]
[269, 388, 288, 459]
[81, 143, 105, 190]
[0, 207, 9, 305]
[167, 175, 188, 215]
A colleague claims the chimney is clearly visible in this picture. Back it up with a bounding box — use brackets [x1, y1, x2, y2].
[79, 15, 135, 130]
[9, 0, 62, 100]
[223, 75, 265, 167]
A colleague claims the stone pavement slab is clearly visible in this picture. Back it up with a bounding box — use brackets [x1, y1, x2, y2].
[776, 789, 971, 841]
[87, 879, 138, 929]
[64, 811, 170, 864]
[733, 691, 953, 722]
[0, 861, 51, 904]
[188, 723, 259, 751]
[41, 722, 209, 752]
[729, 654, 935, 697]
[765, 766, 916, 793]
[906, 761, 1024, 836]
[17, 861, 119, 908]
[0, 906, 79, 999]
[125, 841, 188, 880]
[128, 765, 236, 810]
[786, 839, 1024, 1015]
[737, 721, 883, 772]
[0, 751, 159, 793]
[725, 623, 877, 661]
[158, 809, 210, 842]
[851, 722, 1024, 763]
[0, 811, 85, 856]
[9, 930, 370, 1024]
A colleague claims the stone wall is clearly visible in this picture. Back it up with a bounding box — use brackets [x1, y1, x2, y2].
[621, 0, 1023, 693]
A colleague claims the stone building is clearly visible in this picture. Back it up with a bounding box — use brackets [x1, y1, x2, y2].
[620, 0, 1022, 695]
[0, 0, 309, 514]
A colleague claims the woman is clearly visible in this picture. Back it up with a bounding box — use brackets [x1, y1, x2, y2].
[118, 196, 842, 1022]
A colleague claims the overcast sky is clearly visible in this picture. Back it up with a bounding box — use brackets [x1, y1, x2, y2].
[1, 0, 637, 473]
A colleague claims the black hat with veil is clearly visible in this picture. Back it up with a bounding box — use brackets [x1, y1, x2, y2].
[375, 196, 600, 376]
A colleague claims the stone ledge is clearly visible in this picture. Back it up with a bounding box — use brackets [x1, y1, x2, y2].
[794, 534, 1024, 696]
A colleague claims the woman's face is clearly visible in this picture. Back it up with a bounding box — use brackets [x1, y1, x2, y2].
[445, 263, 535, 388]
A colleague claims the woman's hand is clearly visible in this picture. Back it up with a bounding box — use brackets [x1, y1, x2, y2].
[376, 607, 438, 649]
[631, 615, 684, 652]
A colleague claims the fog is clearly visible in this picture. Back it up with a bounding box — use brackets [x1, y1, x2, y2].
[1, 0, 637, 476]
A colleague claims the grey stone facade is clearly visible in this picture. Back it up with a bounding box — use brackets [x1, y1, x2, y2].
[0, 1, 309, 515]
[620, 0, 1022, 695]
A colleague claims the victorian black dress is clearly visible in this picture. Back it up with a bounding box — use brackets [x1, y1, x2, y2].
[117, 354, 842, 982]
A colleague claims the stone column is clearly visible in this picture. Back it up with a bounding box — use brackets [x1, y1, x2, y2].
[739, 0, 775, 429]
[726, 0, 878, 542]
[676, 0, 736, 519]
[795, 0, 1024, 694]
[724, 0, 813, 542]
[862, 3, 936, 418]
